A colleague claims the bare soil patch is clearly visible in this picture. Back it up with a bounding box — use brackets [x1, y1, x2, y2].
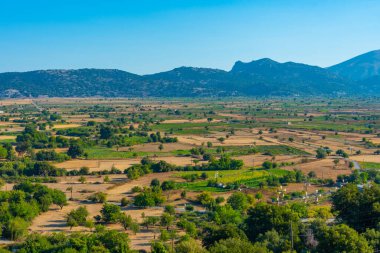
[282, 158, 352, 180]
[235, 155, 304, 168]
[107, 172, 176, 197]
[52, 124, 82, 129]
[56, 159, 141, 171]
[352, 155, 380, 163]
[176, 134, 274, 147]
[0, 135, 16, 140]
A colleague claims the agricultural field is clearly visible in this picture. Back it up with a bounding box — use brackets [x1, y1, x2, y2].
[0, 97, 379, 252]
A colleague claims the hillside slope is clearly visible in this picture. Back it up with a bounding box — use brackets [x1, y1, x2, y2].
[328, 50, 380, 80]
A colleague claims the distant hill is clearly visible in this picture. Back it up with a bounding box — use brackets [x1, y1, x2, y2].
[0, 69, 145, 97]
[145, 67, 236, 97]
[0, 50, 379, 98]
[230, 58, 349, 96]
[328, 50, 380, 80]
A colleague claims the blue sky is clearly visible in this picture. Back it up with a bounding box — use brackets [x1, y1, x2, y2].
[0, 0, 379, 74]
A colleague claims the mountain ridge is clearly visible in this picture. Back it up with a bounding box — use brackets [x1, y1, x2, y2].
[0, 50, 379, 98]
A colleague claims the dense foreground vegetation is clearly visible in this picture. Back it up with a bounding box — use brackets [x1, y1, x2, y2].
[0, 183, 379, 252]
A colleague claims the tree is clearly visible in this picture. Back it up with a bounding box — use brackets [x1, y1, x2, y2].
[17, 229, 130, 252]
[197, 192, 216, 210]
[66, 186, 73, 200]
[79, 166, 90, 175]
[256, 229, 291, 253]
[151, 178, 161, 188]
[203, 153, 213, 161]
[142, 216, 160, 230]
[227, 192, 249, 212]
[49, 113, 61, 121]
[214, 205, 242, 225]
[208, 155, 243, 170]
[215, 196, 225, 204]
[100, 125, 113, 139]
[33, 162, 58, 177]
[315, 224, 372, 253]
[363, 228, 380, 251]
[38, 194, 53, 212]
[120, 197, 130, 207]
[51, 189, 67, 209]
[217, 137, 225, 143]
[160, 229, 170, 241]
[130, 221, 140, 234]
[119, 213, 132, 230]
[161, 180, 175, 200]
[177, 220, 197, 237]
[255, 192, 263, 200]
[185, 204, 194, 211]
[151, 241, 169, 253]
[164, 205, 175, 215]
[158, 144, 164, 151]
[316, 148, 327, 159]
[97, 230, 130, 253]
[67, 143, 84, 158]
[169, 229, 177, 252]
[15, 142, 31, 156]
[6, 217, 29, 240]
[209, 238, 268, 253]
[85, 219, 95, 231]
[67, 217, 78, 230]
[336, 149, 349, 158]
[332, 183, 380, 231]
[161, 181, 175, 191]
[100, 203, 122, 223]
[88, 192, 107, 203]
[4, 143, 16, 160]
[175, 238, 207, 253]
[160, 213, 174, 230]
[103, 175, 110, 183]
[66, 206, 89, 229]
[308, 171, 316, 178]
[134, 189, 164, 208]
[0, 145, 8, 159]
[202, 223, 248, 248]
[262, 161, 273, 170]
[78, 176, 86, 184]
[244, 203, 301, 243]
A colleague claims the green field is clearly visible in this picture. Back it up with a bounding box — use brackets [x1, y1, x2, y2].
[359, 161, 380, 169]
[174, 168, 289, 191]
[84, 147, 151, 159]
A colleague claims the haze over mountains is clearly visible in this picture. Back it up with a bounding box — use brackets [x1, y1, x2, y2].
[0, 50, 379, 98]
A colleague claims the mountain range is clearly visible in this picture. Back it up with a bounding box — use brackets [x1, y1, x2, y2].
[0, 50, 379, 98]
